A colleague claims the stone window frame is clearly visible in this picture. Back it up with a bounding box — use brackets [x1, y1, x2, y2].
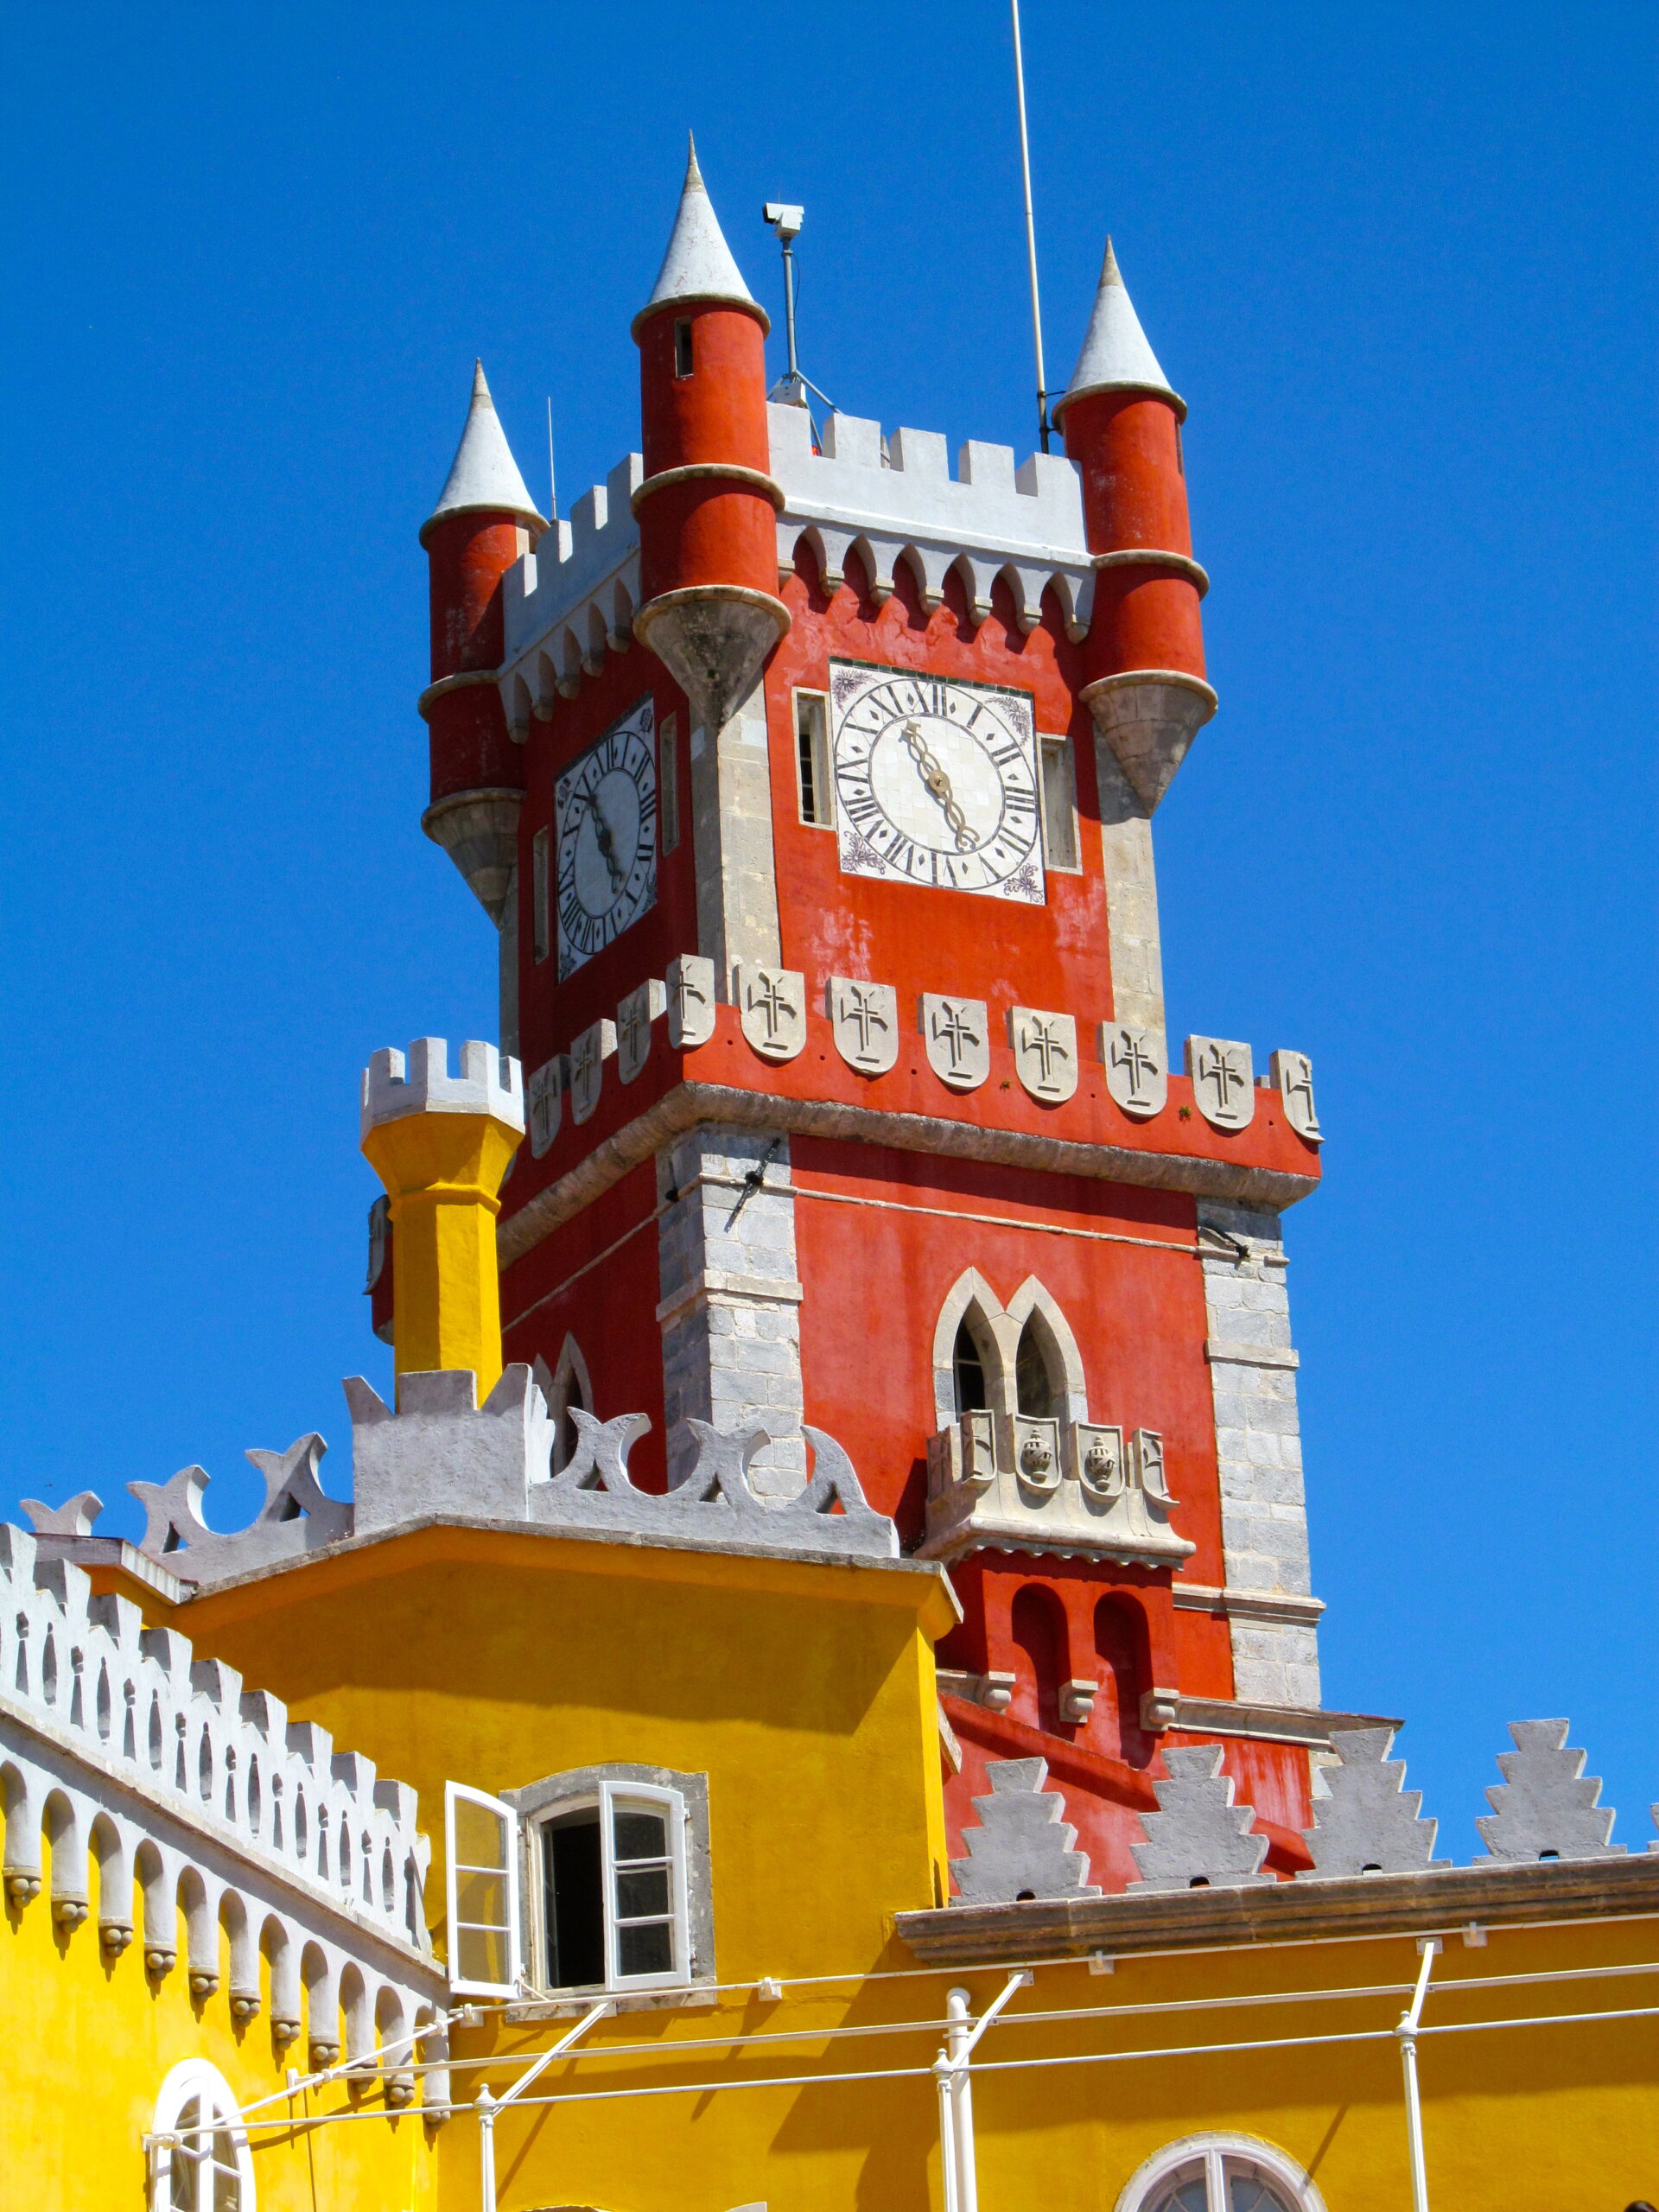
[503, 1763, 715, 1996]
[932, 1268, 1090, 1431]
[541, 1332, 594, 1475]
[1115, 2132, 1325, 2212]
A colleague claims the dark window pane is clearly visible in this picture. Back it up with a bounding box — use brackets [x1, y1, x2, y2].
[543, 1815, 603, 1988]
[618, 1920, 674, 1977]
[1015, 1318, 1057, 1417]
[613, 1809, 666, 1861]
[953, 1322, 986, 1414]
[615, 1866, 671, 1918]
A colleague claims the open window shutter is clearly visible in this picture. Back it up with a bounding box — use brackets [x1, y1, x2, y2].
[599, 1780, 689, 1990]
[445, 1782, 520, 1997]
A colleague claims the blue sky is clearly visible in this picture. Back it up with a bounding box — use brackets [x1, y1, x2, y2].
[2, 3, 1652, 1853]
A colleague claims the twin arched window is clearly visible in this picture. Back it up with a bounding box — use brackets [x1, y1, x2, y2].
[951, 1311, 1065, 1420]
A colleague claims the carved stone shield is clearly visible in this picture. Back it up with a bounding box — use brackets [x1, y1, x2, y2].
[617, 979, 667, 1084]
[527, 1054, 565, 1156]
[1270, 1048, 1321, 1142]
[569, 1019, 616, 1124]
[1009, 1007, 1078, 1103]
[827, 976, 899, 1075]
[1100, 1021, 1167, 1119]
[666, 955, 716, 1049]
[735, 964, 806, 1061]
[1185, 1034, 1255, 1131]
[920, 994, 989, 1090]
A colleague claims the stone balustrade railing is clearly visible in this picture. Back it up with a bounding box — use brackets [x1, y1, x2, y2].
[921, 1412, 1196, 1568]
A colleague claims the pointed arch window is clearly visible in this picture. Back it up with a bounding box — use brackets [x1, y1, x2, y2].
[1015, 1314, 1064, 1420]
[543, 1335, 594, 1474]
[952, 1320, 988, 1414]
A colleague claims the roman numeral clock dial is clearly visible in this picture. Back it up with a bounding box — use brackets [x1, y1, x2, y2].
[828, 663, 1044, 903]
[554, 696, 658, 978]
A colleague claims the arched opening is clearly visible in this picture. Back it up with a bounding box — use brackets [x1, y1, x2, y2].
[1094, 1597, 1153, 1768]
[546, 1336, 594, 1474]
[952, 1320, 988, 1414]
[1015, 1314, 1064, 1419]
[1009, 1584, 1067, 1736]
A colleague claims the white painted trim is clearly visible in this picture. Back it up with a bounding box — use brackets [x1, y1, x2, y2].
[149, 2057, 256, 2212]
[1114, 2129, 1326, 2212]
[444, 1782, 519, 1999]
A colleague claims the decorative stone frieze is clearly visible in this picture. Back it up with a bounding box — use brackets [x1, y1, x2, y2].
[1476, 1720, 1625, 1861]
[666, 953, 717, 1047]
[618, 980, 667, 1083]
[920, 994, 989, 1090]
[921, 1412, 1193, 1567]
[1126, 1745, 1273, 1892]
[950, 1758, 1103, 1906]
[527, 1054, 564, 1156]
[569, 1018, 617, 1123]
[827, 976, 899, 1075]
[1301, 1727, 1449, 1878]
[1270, 1048, 1321, 1142]
[128, 1433, 350, 1583]
[735, 964, 806, 1061]
[1185, 1035, 1254, 1131]
[1009, 1007, 1078, 1103]
[1101, 1020, 1167, 1119]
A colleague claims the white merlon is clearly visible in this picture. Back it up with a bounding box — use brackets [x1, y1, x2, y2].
[361, 1038, 524, 1140]
[424, 359, 546, 538]
[500, 454, 645, 716]
[636, 136, 765, 331]
[769, 404, 1094, 634]
[1056, 237, 1181, 423]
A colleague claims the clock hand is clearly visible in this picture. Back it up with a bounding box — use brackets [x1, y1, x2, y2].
[900, 721, 977, 852]
[575, 788, 626, 893]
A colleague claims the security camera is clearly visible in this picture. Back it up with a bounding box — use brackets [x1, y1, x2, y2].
[763, 203, 804, 240]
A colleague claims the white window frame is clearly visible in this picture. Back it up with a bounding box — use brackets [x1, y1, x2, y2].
[149, 2058, 255, 2212]
[793, 688, 834, 828]
[1039, 732, 1080, 871]
[1116, 2133, 1325, 2212]
[445, 1780, 521, 1998]
[532, 1780, 690, 1995]
[531, 825, 551, 963]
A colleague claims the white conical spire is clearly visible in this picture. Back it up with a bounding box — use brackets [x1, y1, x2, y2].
[633, 135, 767, 335]
[1056, 238, 1182, 423]
[422, 360, 545, 540]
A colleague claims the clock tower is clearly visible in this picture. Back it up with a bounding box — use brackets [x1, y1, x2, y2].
[416, 144, 1347, 1888]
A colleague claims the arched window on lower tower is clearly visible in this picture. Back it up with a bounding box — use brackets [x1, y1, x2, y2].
[953, 1319, 989, 1414]
[1095, 1596, 1154, 1769]
[1014, 1313, 1065, 1419]
[1009, 1583, 1067, 1736]
[543, 1334, 594, 1475]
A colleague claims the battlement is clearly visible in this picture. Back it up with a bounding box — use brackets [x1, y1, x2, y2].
[0, 1522, 429, 1955]
[360, 1038, 524, 1140]
[502, 454, 645, 711]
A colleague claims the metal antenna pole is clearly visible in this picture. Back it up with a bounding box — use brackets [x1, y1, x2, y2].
[555, 396, 570, 519]
[782, 237, 801, 385]
[1010, 0, 1051, 452]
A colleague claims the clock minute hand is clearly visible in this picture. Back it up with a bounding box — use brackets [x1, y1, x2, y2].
[900, 721, 977, 853]
[575, 788, 626, 892]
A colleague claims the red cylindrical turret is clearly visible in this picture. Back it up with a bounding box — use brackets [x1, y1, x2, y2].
[1054, 240, 1216, 814]
[630, 142, 789, 738]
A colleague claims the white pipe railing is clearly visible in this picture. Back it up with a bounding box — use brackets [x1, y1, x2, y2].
[1396, 1938, 1440, 2212]
[477, 1999, 611, 2212]
[936, 1972, 1033, 2209]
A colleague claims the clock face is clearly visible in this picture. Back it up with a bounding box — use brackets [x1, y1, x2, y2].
[829, 663, 1045, 903]
[555, 696, 658, 978]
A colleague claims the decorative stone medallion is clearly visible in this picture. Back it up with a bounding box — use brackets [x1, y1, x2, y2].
[617, 979, 667, 1084]
[1100, 1021, 1167, 1119]
[919, 994, 989, 1091]
[569, 1019, 617, 1124]
[1009, 1007, 1078, 1103]
[1071, 1422, 1126, 1499]
[1270, 1048, 1321, 1143]
[1185, 1035, 1255, 1131]
[827, 976, 899, 1075]
[526, 1054, 565, 1157]
[666, 955, 716, 1049]
[735, 964, 806, 1061]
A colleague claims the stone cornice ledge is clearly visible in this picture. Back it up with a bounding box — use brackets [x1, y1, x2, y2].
[500, 1081, 1318, 1269]
[894, 1853, 1659, 1967]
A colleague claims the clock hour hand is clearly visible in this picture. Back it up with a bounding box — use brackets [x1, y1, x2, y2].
[574, 789, 626, 892]
[900, 721, 977, 852]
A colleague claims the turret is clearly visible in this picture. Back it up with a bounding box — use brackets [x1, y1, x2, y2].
[1054, 241, 1217, 814]
[630, 139, 790, 741]
[359, 1038, 524, 1400]
[418, 365, 547, 1051]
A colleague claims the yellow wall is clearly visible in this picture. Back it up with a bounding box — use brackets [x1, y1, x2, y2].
[171, 1526, 1656, 2212]
[0, 1867, 437, 2212]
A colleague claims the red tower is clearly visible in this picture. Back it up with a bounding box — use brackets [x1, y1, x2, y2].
[411, 152, 1354, 1893]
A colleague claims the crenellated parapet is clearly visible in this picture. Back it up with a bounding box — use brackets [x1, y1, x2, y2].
[0, 1523, 442, 2088]
[500, 454, 645, 731]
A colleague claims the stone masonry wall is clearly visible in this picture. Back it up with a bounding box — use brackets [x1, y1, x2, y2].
[657, 1124, 804, 1496]
[1196, 1198, 1322, 1707]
